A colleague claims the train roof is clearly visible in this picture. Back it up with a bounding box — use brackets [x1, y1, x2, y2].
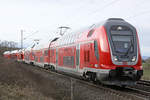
[3, 51, 11, 54]
[32, 37, 60, 50]
[10, 50, 19, 54]
[33, 43, 49, 50]
[24, 45, 33, 51]
[33, 40, 50, 50]
[18, 49, 25, 53]
[54, 20, 106, 45]
[67, 18, 125, 35]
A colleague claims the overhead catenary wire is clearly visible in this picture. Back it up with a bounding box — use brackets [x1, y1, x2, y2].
[87, 0, 120, 16]
[69, 0, 150, 28]
[90, 0, 150, 21]
[125, 10, 150, 20]
[66, 0, 121, 26]
[23, 31, 39, 40]
[87, 0, 150, 20]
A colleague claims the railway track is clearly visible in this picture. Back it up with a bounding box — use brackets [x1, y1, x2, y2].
[126, 80, 150, 98]
[137, 80, 150, 87]
[124, 86, 150, 99]
[22, 63, 150, 100]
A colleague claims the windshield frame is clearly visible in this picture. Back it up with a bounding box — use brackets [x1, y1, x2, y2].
[104, 19, 138, 65]
[110, 31, 134, 54]
[108, 25, 137, 57]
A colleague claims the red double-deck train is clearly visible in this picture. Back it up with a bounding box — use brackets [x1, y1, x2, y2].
[3, 51, 11, 59]
[3, 50, 18, 60]
[3, 18, 143, 86]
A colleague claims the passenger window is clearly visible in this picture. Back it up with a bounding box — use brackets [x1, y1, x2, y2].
[87, 29, 94, 37]
[63, 56, 74, 67]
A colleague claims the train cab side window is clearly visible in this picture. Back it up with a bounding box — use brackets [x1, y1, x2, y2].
[94, 40, 99, 61]
[87, 29, 94, 37]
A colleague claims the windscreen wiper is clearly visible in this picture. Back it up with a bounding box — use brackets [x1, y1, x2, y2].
[124, 39, 133, 57]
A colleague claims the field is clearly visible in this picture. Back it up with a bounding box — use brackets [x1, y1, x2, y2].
[0, 56, 70, 100]
[142, 61, 150, 80]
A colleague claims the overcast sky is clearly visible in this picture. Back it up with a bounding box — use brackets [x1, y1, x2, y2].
[0, 0, 150, 56]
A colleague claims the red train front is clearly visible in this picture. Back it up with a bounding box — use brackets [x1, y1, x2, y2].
[89, 18, 143, 85]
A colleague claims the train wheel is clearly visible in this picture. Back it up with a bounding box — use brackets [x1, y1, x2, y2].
[82, 72, 89, 81]
[44, 65, 49, 70]
[83, 72, 97, 82]
[90, 73, 98, 83]
[30, 62, 34, 65]
[50, 65, 57, 72]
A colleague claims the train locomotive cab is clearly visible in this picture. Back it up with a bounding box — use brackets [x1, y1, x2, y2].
[96, 18, 143, 86]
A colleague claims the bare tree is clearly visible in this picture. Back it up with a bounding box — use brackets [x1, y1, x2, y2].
[0, 40, 19, 50]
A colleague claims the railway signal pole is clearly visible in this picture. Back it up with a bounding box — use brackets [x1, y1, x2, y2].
[20, 30, 39, 49]
[21, 30, 23, 49]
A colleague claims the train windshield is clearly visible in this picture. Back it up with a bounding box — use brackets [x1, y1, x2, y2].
[111, 29, 134, 54]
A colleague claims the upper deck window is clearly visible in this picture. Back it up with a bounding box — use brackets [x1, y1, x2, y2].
[87, 29, 94, 37]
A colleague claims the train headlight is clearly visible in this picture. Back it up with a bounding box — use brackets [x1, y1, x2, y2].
[95, 64, 98, 68]
[113, 56, 118, 61]
[132, 56, 136, 62]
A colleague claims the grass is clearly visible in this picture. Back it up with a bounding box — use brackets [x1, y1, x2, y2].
[0, 56, 71, 100]
[0, 83, 47, 100]
[0, 56, 50, 100]
[142, 62, 150, 80]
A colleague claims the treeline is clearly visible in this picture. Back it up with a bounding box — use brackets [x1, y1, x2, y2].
[0, 40, 19, 55]
[143, 57, 150, 71]
[144, 58, 150, 64]
[143, 57, 150, 63]
[0, 40, 18, 48]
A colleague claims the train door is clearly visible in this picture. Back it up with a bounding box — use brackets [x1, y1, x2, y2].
[76, 44, 80, 72]
[80, 42, 93, 69]
[84, 44, 90, 67]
